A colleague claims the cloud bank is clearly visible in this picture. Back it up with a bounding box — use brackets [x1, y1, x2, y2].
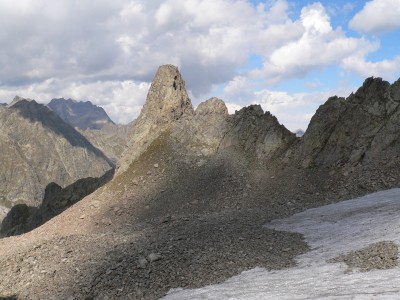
[349, 0, 400, 34]
[0, 0, 398, 129]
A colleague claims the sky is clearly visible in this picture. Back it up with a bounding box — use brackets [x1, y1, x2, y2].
[0, 0, 400, 131]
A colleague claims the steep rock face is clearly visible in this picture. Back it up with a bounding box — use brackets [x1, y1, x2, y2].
[48, 98, 114, 130]
[298, 77, 400, 168]
[0, 97, 112, 213]
[220, 105, 297, 161]
[171, 101, 296, 163]
[171, 97, 229, 160]
[117, 65, 194, 174]
[79, 122, 133, 164]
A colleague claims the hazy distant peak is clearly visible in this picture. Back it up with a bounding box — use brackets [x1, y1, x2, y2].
[48, 98, 114, 130]
[294, 129, 305, 137]
[8, 95, 34, 107]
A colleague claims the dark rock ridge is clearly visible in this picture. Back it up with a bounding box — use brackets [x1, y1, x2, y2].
[119, 67, 400, 178]
[48, 98, 114, 130]
[171, 101, 296, 165]
[296, 77, 400, 168]
[0, 169, 114, 237]
[0, 96, 113, 217]
[220, 105, 296, 161]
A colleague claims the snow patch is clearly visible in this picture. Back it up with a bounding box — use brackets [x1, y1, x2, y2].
[162, 188, 400, 299]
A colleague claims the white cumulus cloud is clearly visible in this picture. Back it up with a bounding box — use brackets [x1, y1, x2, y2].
[0, 0, 398, 127]
[349, 0, 400, 34]
[251, 3, 376, 83]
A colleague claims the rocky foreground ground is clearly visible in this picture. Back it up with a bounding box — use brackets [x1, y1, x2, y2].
[1, 136, 399, 299]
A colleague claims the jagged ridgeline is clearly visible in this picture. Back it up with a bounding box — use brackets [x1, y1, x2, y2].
[295, 77, 400, 168]
[48, 98, 115, 130]
[117, 64, 400, 178]
[116, 64, 296, 176]
[0, 97, 113, 220]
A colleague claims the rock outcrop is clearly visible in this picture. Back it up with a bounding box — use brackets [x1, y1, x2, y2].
[297, 77, 400, 168]
[48, 98, 115, 130]
[220, 105, 296, 161]
[171, 97, 229, 160]
[0, 97, 113, 218]
[116, 65, 194, 175]
[171, 99, 296, 164]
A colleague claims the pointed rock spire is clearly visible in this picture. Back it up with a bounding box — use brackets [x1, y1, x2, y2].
[117, 65, 194, 175]
[141, 64, 193, 123]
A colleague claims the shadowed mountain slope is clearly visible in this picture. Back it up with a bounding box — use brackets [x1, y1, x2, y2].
[295, 77, 400, 168]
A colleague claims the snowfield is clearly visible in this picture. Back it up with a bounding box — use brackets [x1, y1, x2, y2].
[162, 188, 400, 299]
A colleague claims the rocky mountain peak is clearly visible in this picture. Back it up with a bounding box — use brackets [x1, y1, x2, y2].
[297, 77, 400, 168]
[117, 65, 194, 175]
[140, 64, 194, 123]
[219, 105, 297, 161]
[195, 97, 228, 116]
[48, 98, 115, 130]
[8, 95, 34, 107]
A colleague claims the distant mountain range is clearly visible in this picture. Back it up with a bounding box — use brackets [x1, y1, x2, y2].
[48, 98, 115, 130]
[0, 96, 114, 221]
[46, 97, 133, 163]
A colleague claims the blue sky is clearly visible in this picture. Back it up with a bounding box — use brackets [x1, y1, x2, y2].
[0, 0, 399, 131]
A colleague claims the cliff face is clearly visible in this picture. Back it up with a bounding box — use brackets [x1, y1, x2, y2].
[220, 105, 296, 161]
[0, 97, 112, 215]
[297, 77, 400, 168]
